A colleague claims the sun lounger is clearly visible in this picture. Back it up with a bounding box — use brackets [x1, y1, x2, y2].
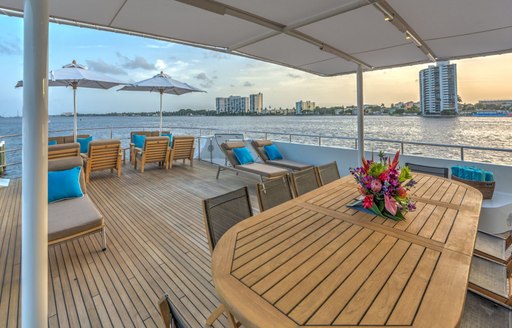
[83, 139, 122, 182]
[48, 142, 80, 160]
[133, 136, 170, 173]
[251, 139, 312, 171]
[169, 136, 195, 168]
[48, 157, 106, 251]
[49, 134, 90, 145]
[217, 141, 288, 181]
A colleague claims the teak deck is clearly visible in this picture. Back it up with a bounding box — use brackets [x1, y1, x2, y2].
[212, 174, 483, 327]
[0, 161, 259, 328]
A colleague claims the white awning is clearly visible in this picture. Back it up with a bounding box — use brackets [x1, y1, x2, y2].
[1, 0, 511, 76]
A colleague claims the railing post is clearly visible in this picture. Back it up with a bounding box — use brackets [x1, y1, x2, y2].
[110, 128, 113, 139]
[401, 142, 404, 154]
[319, 137, 322, 146]
[289, 134, 292, 143]
[265, 132, 268, 140]
[209, 137, 213, 164]
[461, 147, 464, 161]
[355, 138, 358, 149]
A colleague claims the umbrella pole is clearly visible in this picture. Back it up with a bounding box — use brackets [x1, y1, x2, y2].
[159, 90, 163, 135]
[73, 85, 78, 142]
[356, 64, 364, 165]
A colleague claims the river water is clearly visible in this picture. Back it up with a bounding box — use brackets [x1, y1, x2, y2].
[1, 115, 511, 177]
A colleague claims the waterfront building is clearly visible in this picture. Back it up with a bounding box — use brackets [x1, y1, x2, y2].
[215, 95, 250, 113]
[249, 93, 263, 113]
[419, 61, 458, 115]
[478, 100, 512, 108]
[295, 100, 316, 114]
[215, 97, 228, 113]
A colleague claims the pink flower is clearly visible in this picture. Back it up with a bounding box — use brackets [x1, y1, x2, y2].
[384, 194, 398, 215]
[363, 195, 374, 209]
[371, 180, 382, 193]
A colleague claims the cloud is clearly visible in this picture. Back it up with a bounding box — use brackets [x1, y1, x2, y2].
[243, 81, 254, 87]
[203, 51, 229, 60]
[194, 72, 216, 88]
[155, 59, 168, 71]
[85, 59, 126, 75]
[117, 53, 155, 70]
[288, 73, 302, 79]
[0, 39, 21, 55]
[146, 42, 174, 49]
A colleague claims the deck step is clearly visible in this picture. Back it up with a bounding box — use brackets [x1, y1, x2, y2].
[469, 256, 509, 304]
[475, 231, 512, 267]
[460, 291, 512, 327]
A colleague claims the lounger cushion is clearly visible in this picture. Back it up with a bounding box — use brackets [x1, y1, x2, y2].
[48, 140, 57, 146]
[233, 147, 254, 164]
[133, 134, 146, 148]
[48, 195, 103, 242]
[161, 133, 173, 146]
[48, 166, 84, 203]
[77, 136, 93, 153]
[264, 144, 283, 160]
[235, 163, 287, 178]
[268, 159, 313, 171]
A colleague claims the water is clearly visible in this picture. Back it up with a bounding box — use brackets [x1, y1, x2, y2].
[1, 115, 512, 177]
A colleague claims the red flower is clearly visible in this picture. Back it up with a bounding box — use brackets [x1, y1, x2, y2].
[363, 195, 374, 209]
[379, 171, 389, 181]
[397, 186, 407, 198]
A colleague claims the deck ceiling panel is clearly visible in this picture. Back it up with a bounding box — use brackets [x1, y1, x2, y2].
[0, 0, 511, 76]
[427, 27, 512, 59]
[298, 5, 411, 56]
[355, 43, 427, 69]
[111, 0, 272, 49]
[237, 34, 339, 69]
[216, 0, 358, 26]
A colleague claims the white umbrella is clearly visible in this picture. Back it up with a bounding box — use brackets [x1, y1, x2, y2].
[16, 60, 126, 141]
[118, 71, 205, 134]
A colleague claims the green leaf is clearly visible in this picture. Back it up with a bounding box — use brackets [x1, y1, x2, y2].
[399, 166, 412, 182]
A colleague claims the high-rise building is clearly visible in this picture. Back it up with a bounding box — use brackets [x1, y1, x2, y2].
[295, 100, 316, 114]
[249, 93, 263, 113]
[215, 97, 228, 113]
[419, 61, 458, 115]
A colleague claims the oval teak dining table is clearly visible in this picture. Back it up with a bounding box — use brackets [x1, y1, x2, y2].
[211, 173, 482, 328]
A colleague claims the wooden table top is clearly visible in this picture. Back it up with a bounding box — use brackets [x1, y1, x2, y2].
[211, 173, 483, 328]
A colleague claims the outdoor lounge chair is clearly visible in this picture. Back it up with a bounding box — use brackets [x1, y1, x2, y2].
[133, 136, 170, 173]
[251, 139, 312, 171]
[405, 162, 449, 178]
[48, 134, 90, 145]
[48, 142, 80, 160]
[83, 139, 122, 182]
[218, 141, 288, 181]
[256, 176, 294, 212]
[202, 187, 251, 328]
[129, 130, 169, 163]
[159, 293, 190, 328]
[48, 156, 106, 251]
[315, 161, 341, 185]
[169, 136, 195, 168]
[290, 166, 322, 196]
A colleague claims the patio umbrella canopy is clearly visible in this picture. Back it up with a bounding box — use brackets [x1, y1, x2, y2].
[118, 71, 205, 133]
[16, 60, 125, 141]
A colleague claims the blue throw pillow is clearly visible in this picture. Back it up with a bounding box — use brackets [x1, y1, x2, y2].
[133, 134, 145, 148]
[48, 140, 57, 146]
[162, 133, 173, 146]
[77, 136, 93, 153]
[264, 144, 283, 160]
[233, 147, 254, 165]
[48, 166, 84, 203]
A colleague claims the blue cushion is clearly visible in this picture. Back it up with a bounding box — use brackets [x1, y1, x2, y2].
[77, 136, 93, 153]
[48, 166, 84, 203]
[48, 140, 57, 146]
[162, 133, 173, 146]
[133, 134, 145, 149]
[264, 144, 283, 160]
[233, 147, 254, 165]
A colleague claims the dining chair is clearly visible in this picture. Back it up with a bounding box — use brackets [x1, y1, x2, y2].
[256, 176, 294, 212]
[315, 161, 341, 185]
[290, 166, 322, 196]
[159, 293, 190, 328]
[202, 186, 253, 327]
[459, 291, 510, 327]
[405, 162, 449, 178]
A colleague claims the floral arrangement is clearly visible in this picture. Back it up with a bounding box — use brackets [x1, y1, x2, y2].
[349, 151, 416, 221]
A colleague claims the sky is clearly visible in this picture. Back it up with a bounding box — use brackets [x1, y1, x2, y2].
[0, 14, 511, 117]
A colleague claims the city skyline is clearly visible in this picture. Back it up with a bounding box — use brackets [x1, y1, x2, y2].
[0, 14, 511, 117]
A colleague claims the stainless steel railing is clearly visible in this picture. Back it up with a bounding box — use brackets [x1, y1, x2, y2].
[1, 124, 512, 175]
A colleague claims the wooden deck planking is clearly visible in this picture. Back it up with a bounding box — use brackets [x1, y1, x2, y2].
[0, 160, 261, 328]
